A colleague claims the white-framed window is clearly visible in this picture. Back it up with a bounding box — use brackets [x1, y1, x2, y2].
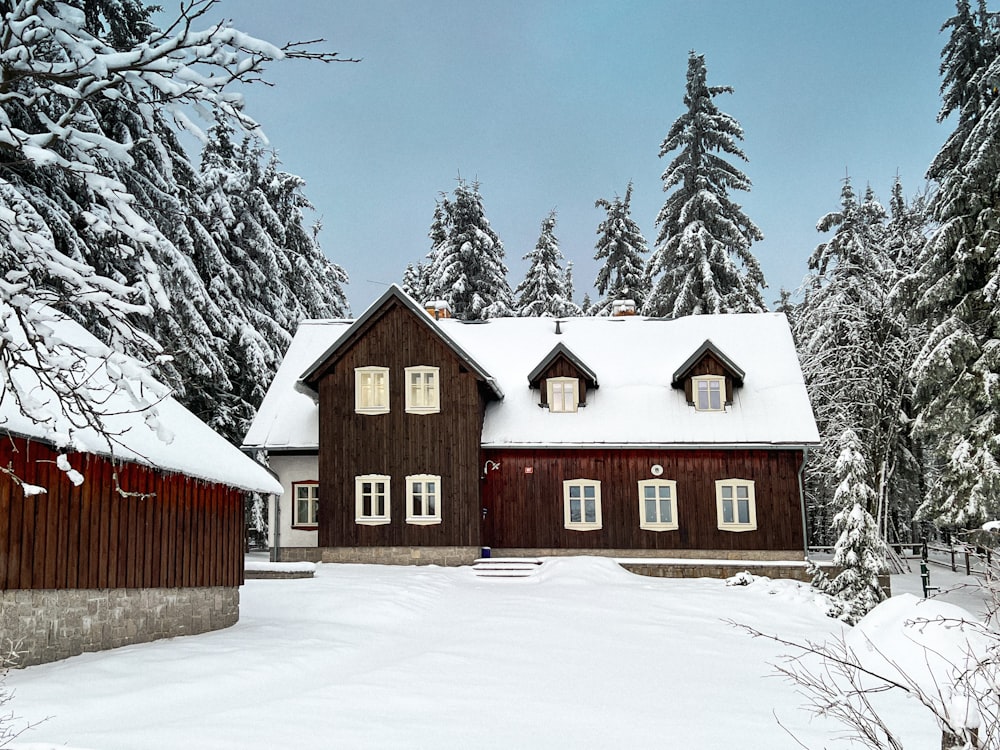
[355, 367, 389, 414]
[355, 474, 391, 525]
[638, 479, 678, 531]
[693, 375, 725, 411]
[715, 479, 757, 532]
[405, 366, 440, 414]
[547, 377, 579, 413]
[563, 479, 602, 531]
[406, 474, 442, 525]
[292, 481, 319, 528]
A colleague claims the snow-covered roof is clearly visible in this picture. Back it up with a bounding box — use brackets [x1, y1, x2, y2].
[1, 310, 283, 495]
[440, 313, 819, 447]
[245, 288, 819, 450]
[242, 318, 354, 450]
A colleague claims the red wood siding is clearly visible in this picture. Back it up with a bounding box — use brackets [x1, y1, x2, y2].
[316, 300, 487, 548]
[0, 436, 244, 590]
[481, 448, 805, 552]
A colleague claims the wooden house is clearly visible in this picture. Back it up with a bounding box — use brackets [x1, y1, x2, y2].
[0, 310, 282, 667]
[244, 286, 820, 574]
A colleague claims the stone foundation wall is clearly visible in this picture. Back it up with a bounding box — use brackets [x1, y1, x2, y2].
[489, 548, 806, 562]
[273, 546, 479, 566]
[0, 586, 239, 668]
[322, 546, 479, 565]
[272, 547, 324, 563]
[621, 562, 813, 582]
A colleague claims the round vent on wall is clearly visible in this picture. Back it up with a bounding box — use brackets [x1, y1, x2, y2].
[651, 464, 663, 476]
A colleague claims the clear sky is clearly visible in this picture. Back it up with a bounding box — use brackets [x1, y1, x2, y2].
[185, 1, 952, 312]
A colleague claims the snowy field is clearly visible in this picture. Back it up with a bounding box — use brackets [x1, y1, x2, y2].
[4, 557, 981, 750]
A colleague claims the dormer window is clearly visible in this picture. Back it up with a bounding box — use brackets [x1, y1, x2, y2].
[693, 375, 725, 411]
[547, 377, 579, 413]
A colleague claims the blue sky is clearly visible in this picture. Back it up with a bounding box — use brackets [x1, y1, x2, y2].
[191, 1, 951, 312]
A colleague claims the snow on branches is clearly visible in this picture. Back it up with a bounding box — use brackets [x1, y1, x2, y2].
[1, 0, 350, 481]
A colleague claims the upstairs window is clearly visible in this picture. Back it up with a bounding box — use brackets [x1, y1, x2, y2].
[563, 479, 602, 531]
[638, 479, 678, 531]
[693, 375, 725, 411]
[406, 474, 442, 525]
[547, 377, 579, 413]
[716, 479, 757, 532]
[355, 367, 389, 414]
[356, 474, 390, 525]
[292, 481, 319, 528]
[405, 366, 440, 414]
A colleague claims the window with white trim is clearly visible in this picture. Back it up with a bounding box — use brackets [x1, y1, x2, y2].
[405, 366, 440, 414]
[292, 481, 319, 528]
[547, 377, 579, 413]
[563, 479, 601, 530]
[715, 479, 757, 531]
[355, 367, 389, 414]
[406, 474, 442, 524]
[693, 375, 725, 411]
[638, 479, 678, 531]
[355, 474, 390, 525]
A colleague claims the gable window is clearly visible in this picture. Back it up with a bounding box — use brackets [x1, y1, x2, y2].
[547, 377, 579, 413]
[638, 479, 678, 531]
[693, 375, 725, 411]
[292, 481, 319, 528]
[405, 366, 440, 414]
[406, 474, 442, 525]
[355, 367, 389, 414]
[563, 479, 602, 531]
[716, 479, 757, 532]
[356, 474, 390, 525]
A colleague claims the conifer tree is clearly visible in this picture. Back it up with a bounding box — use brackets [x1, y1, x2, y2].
[427, 179, 513, 320]
[911, 0, 1000, 527]
[514, 211, 580, 317]
[817, 429, 889, 625]
[591, 182, 649, 316]
[0, 0, 350, 453]
[644, 52, 766, 317]
[796, 178, 925, 546]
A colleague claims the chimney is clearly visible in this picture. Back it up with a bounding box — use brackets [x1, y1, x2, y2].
[611, 299, 636, 317]
[423, 300, 452, 320]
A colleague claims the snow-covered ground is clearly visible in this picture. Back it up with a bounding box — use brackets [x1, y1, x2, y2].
[5, 557, 983, 750]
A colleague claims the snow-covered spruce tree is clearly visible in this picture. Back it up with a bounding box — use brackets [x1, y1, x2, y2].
[196, 123, 347, 439]
[795, 178, 926, 546]
[514, 211, 581, 317]
[591, 182, 649, 316]
[427, 179, 513, 320]
[644, 52, 766, 317]
[817, 429, 889, 624]
[910, 0, 1000, 528]
[0, 0, 348, 469]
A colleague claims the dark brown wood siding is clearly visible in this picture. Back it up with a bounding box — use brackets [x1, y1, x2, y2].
[481, 448, 805, 551]
[682, 352, 735, 403]
[537, 354, 589, 406]
[0, 436, 245, 590]
[316, 300, 486, 548]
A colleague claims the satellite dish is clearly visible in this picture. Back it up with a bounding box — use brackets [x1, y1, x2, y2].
[651, 464, 663, 476]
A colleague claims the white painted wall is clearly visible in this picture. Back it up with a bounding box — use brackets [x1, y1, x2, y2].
[268, 453, 320, 549]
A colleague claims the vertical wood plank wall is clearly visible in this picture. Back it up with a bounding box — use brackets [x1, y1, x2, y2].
[316, 300, 486, 548]
[481, 448, 805, 552]
[0, 436, 244, 590]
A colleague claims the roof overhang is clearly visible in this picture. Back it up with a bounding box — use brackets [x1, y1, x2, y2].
[671, 339, 745, 387]
[297, 285, 504, 400]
